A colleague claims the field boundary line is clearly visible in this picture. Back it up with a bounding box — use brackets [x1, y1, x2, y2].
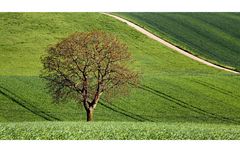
[102, 13, 240, 75]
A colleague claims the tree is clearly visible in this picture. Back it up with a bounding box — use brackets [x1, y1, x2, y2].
[41, 31, 138, 121]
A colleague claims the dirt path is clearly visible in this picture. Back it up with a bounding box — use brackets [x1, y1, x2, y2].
[102, 13, 239, 75]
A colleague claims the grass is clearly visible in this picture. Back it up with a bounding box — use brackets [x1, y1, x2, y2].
[0, 13, 240, 139]
[115, 13, 240, 71]
[1, 121, 240, 140]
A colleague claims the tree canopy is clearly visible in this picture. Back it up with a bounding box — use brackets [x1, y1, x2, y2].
[41, 31, 138, 121]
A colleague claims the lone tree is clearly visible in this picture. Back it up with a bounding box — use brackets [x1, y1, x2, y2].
[41, 31, 138, 121]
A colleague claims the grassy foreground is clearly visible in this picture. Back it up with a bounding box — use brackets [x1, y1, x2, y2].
[116, 13, 240, 71]
[1, 121, 240, 140]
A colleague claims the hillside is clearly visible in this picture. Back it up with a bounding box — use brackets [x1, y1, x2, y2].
[0, 13, 240, 124]
[116, 13, 240, 71]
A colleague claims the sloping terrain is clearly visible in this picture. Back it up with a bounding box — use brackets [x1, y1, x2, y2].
[0, 13, 240, 124]
[104, 13, 239, 74]
[116, 13, 240, 71]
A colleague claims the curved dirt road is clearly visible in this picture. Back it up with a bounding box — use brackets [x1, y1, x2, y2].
[102, 13, 239, 75]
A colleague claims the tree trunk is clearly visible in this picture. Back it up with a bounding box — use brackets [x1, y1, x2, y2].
[86, 108, 94, 122]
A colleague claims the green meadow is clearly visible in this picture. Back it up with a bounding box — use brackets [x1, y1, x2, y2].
[2, 121, 240, 140]
[0, 13, 240, 139]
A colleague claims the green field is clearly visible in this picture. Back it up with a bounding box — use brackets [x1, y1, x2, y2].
[0, 13, 240, 139]
[116, 13, 240, 71]
[1, 121, 240, 140]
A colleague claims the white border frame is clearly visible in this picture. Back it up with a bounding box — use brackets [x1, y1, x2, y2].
[0, 0, 240, 12]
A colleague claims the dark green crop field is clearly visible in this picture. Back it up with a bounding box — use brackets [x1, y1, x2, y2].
[0, 13, 240, 139]
[116, 13, 240, 71]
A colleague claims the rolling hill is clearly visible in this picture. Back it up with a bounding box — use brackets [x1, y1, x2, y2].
[0, 12, 240, 128]
[116, 13, 240, 71]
